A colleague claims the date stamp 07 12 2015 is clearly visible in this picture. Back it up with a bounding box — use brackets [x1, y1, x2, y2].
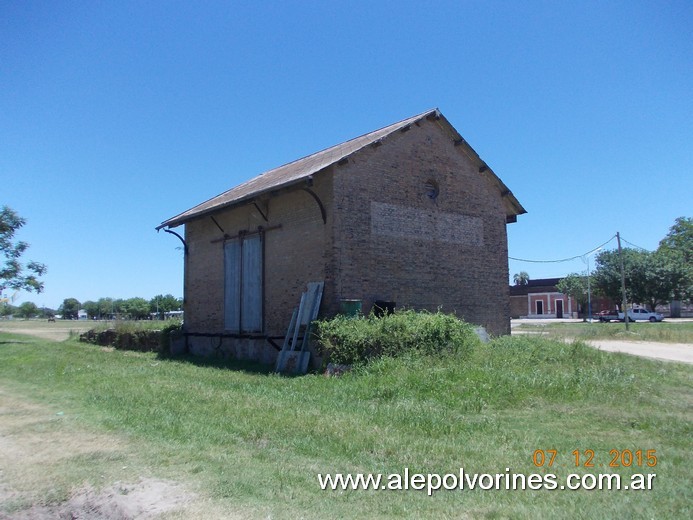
[532, 449, 658, 469]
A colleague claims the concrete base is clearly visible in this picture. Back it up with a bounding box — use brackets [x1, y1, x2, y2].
[186, 335, 279, 365]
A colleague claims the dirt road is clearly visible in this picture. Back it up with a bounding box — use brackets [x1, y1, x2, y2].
[510, 318, 693, 364]
[588, 340, 693, 364]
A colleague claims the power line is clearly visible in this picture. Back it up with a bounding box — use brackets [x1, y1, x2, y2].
[620, 237, 651, 251]
[509, 235, 617, 264]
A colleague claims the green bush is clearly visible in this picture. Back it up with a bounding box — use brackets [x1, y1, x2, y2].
[159, 319, 183, 354]
[313, 309, 480, 365]
[78, 319, 183, 354]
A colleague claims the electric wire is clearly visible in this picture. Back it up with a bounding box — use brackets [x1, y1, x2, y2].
[620, 238, 651, 251]
[509, 235, 617, 264]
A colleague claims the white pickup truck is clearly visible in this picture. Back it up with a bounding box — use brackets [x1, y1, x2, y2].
[597, 308, 664, 322]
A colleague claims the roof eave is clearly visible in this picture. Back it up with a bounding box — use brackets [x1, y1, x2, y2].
[156, 108, 527, 229]
[432, 113, 526, 220]
[155, 174, 319, 230]
[156, 109, 440, 231]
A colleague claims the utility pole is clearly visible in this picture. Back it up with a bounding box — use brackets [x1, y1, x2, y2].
[582, 248, 602, 322]
[617, 232, 629, 331]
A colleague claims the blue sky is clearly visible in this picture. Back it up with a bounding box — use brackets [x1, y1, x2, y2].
[2, 0, 691, 309]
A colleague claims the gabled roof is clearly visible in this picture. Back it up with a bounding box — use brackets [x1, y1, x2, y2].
[157, 108, 526, 230]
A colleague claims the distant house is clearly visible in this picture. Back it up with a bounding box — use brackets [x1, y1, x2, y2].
[158, 108, 526, 363]
[77, 309, 88, 320]
[509, 278, 577, 319]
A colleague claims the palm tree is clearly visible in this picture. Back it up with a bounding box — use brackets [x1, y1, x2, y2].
[513, 271, 530, 286]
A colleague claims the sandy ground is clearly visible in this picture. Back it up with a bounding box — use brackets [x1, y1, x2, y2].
[0, 323, 243, 520]
[588, 340, 693, 364]
[1, 479, 193, 520]
[0, 389, 199, 519]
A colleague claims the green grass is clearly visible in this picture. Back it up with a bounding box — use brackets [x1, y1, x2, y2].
[315, 309, 479, 364]
[0, 331, 691, 518]
[85, 318, 182, 333]
[514, 321, 693, 343]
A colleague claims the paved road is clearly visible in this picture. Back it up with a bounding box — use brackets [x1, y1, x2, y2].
[588, 340, 693, 364]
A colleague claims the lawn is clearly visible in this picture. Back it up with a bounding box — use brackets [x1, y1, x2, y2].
[0, 329, 691, 518]
[0, 318, 178, 342]
[513, 320, 693, 344]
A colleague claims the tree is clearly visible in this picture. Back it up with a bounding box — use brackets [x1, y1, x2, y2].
[113, 298, 125, 317]
[82, 300, 99, 319]
[97, 297, 115, 319]
[18, 301, 38, 319]
[622, 250, 663, 311]
[121, 297, 150, 319]
[556, 273, 589, 318]
[59, 298, 80, 319]
[659, 217, 693, 258]
[513, 271, 530, 286]
[0, 303, 17, 317]
[38, 306, 55, 319]
[0, 206, 47, 294]
[149, 294, 182, 318]
[593, 248, 672, 311]
[657, 216, 692, 304]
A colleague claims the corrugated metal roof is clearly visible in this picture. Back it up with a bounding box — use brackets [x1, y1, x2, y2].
[157, 108, 525, 229]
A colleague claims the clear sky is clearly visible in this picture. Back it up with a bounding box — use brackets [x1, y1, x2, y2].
[2, 0, 691, 310]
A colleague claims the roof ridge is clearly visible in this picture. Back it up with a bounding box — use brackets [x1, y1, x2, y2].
[260, 108, 439, 174]
[156, 107, 526, 230]
[157, 109, 439, 229]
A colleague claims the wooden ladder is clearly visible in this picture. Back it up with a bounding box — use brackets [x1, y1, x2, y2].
[275, 281, 324, 374]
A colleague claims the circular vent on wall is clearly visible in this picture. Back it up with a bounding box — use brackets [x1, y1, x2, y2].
[424, 180, 439, 200]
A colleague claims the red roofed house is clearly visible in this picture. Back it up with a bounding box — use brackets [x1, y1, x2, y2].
[158, 109, 526, 363]
[509, 278, 578, 319]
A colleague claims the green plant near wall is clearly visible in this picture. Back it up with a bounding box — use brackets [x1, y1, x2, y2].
[313, 309, 480, 365]
[159, 319, 183, 354]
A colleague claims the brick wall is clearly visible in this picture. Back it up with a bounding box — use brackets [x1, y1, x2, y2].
[182, 115, 515, 350]
[183, 173, 333, 337]
[510, 295, 527, 319]
[331, 118, 512, 335]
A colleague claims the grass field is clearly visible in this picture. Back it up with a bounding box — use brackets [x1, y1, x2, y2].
[0, 318, 94, 341]
[0, 318, 177, 342]
[513, 320, 693, 344]
[0, 323, 691, 518]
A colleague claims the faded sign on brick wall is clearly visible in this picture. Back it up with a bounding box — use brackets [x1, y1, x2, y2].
[370, 202, 484, 246]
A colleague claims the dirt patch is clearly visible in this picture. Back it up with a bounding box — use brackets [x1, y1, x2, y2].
[0, 389, 197, 519]
[2, 478, 191, 520]
[589, 340, 693, 364]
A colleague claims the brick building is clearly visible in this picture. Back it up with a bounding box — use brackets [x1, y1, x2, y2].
[509, 278, 578, 319]
[158, 109, 526, 363]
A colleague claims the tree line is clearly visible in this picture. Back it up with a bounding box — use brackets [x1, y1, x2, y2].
[2, 294, 183, 320]
[2, 204, 182, 321]
[556, 217, 691, 315]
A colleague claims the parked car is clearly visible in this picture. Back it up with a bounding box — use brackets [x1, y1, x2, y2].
[597, 308, 664, 322]
[596, 310, 615, 320]
[625, 308, 664, 322]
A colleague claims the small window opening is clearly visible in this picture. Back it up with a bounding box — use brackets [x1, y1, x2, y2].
[425, 180, 439, 200]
